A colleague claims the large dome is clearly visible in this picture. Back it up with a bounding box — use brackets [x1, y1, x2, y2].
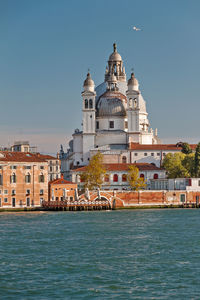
[96, 91, 127, 117]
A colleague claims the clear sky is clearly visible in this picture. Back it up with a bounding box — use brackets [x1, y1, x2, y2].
[0, 0, 200, 154]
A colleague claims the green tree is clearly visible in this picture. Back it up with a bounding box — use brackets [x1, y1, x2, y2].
[181, 142, 192, 154]
[80, 152, 106, 190]
[194, 142, 200, 177]
[162, 152, 190, 178]
[127, 165, 146, 191]
[182, 153, 195, 177]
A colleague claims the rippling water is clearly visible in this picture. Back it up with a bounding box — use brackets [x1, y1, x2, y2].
[0, 209, 200, 299]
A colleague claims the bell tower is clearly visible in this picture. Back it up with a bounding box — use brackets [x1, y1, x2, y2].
[82, 72, 96, 164]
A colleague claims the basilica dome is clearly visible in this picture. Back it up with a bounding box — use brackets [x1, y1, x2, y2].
[96, 91, 127, 117]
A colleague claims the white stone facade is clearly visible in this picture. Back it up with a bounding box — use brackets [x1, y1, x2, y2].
[60, 43, 183, 180]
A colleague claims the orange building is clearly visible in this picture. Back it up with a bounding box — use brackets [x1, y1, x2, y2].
[0, 151, 48, 208]
[49, 175, 77, 201]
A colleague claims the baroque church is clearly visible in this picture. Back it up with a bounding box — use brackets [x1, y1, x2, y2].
[60, 43, 163, 179]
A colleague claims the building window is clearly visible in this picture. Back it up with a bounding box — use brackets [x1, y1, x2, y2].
[125, 121, 128, 129]
[50, 166, 53, 172]
[122, 156, 127, 163]
[154, 174, 159, 179]
[85, 99, 88, 109]
[40, 166, 44, 170]
[31, 200, 34, 206]
[26, 189, 30, 195]
[70, 197, 73, 201]
[96, 121, 99, 129]
[89, 99, 93, 109]
[134, 153, 138, 156]
[10, 165, 17, 169]
[109, 121, 114, 129]
[140, 174, 144, 178]
[39, 174, 45, 183]
[24, 166, 31, 169]
[40, 189, 44, 195]
[10, 173, 16, 183]
[157, 153, 160, 156]
[19, 200, 23, 207]
[25, 173, 31, 183]
[0, 190, 1, 194]
[4, 190, 8, 195]
[12, 189, 16, 195]
[104, 174, 110, 182]
[163, 153, 166, 156]
[144, 153, 147, 156]
[122, 174, 127, 182]
[4, 198, 8, 203]
[40, 198, 44, 205]
[113, 174, 118, 182]
[0, 175, 2, 185]
[151, 153, 154, 156]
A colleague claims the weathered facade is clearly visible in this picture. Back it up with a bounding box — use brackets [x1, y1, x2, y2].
[48, 175, 77, 201]
[0, 152, 48, 208]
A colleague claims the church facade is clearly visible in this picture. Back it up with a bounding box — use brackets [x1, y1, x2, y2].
[60, 44, 189, 180]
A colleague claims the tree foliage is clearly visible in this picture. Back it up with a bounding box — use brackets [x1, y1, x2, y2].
[194, 142, 200, 177]
[80, 152, 106, 190]
[162, 152, 193, 178]
[127, 165, 146, 191]
[181, 142, 192, 154]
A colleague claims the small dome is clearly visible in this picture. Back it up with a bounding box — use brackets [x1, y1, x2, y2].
[128, 73, 138, 86]
[83, 73, 94, 87]
[96, 91, 126, 117]
[108, 43, 122, 61]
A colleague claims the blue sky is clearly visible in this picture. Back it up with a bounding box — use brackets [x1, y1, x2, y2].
[0, 0, 200, 154]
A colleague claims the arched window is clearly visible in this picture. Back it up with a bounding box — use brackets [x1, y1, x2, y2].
[85, 99, 88, 109]
[154, 173, 158, 179]
[10, 173, 16, 183]
[25, 173, 31, 183]
[89, 99, 93, 109]
[39, 173, 45, 183]
[140, 174, 144, 178]
[134, 98, 137, 109]
[122, 156, 127, 163]
[129, 98, 132, 108]
[122, 174, 127, 182]
[104, 174, 110, 182]
[113, 174, 118, 182]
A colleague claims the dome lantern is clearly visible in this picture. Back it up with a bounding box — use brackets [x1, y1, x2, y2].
[128, 72, 139, 91]
[83, 72, 95, 92]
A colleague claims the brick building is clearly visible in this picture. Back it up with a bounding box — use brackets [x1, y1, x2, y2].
[0, 151, 48, 208]
[48, 175, 77, 201]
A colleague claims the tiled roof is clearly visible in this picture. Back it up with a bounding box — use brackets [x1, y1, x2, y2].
[129, 143, 197, 151]
[72, 163, 164, 172]
[0, 151, 48, 162]
[49, 178, 76, 185]
[36, 154, 58, 160]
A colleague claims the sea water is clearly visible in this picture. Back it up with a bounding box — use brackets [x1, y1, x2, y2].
[0, 209, 200, 299]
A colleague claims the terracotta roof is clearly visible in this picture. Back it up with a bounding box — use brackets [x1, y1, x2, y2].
[36, 154, 58, 160]
[0, 151, 48, 163]
[72, 163, 164, 172]
[129, 143, 197, 151]
[49, 178, 76, 185]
